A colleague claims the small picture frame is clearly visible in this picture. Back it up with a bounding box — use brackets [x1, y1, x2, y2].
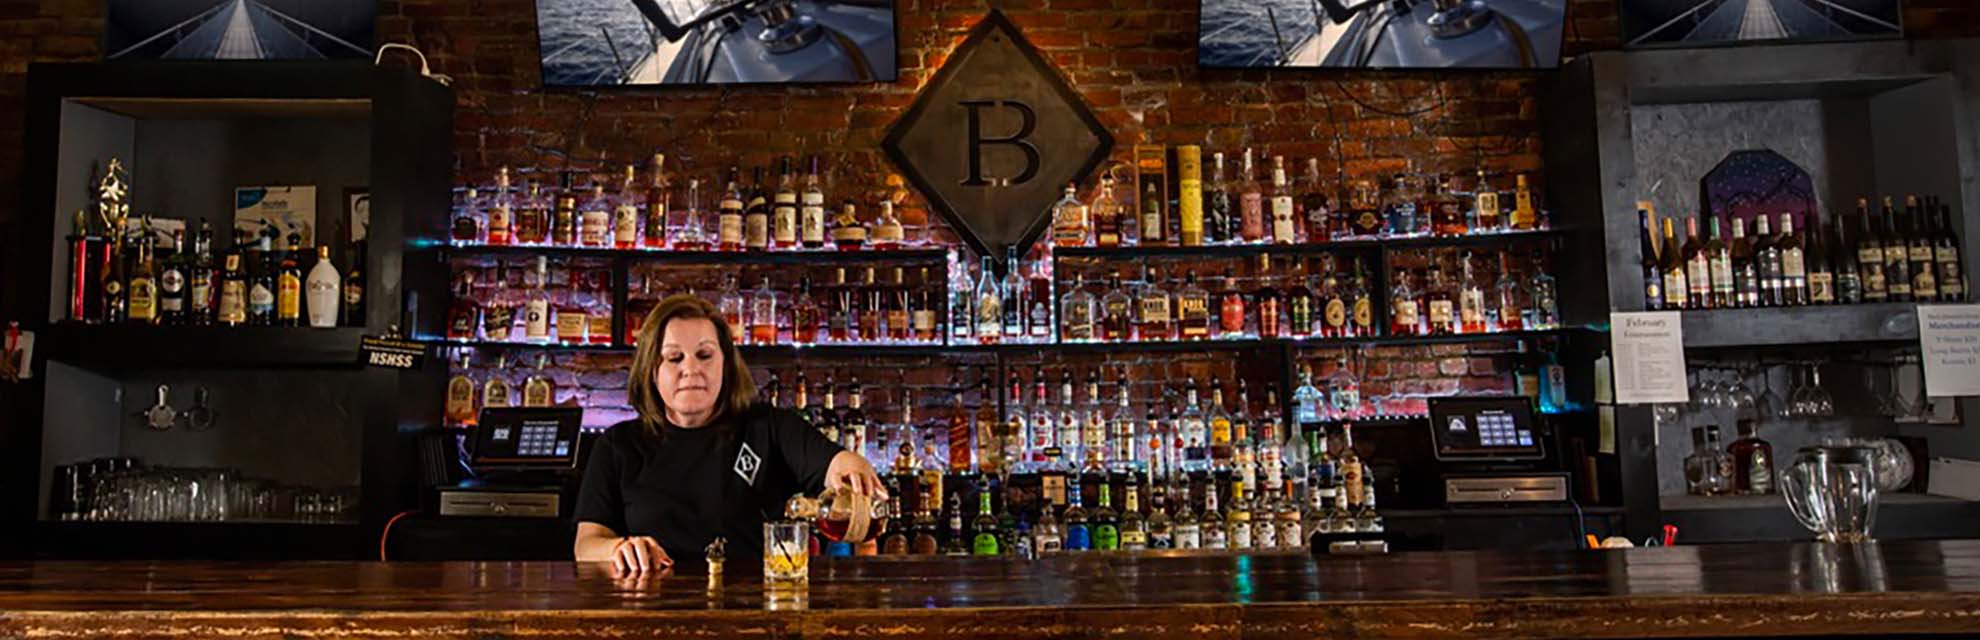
[347, 187, 371, 243]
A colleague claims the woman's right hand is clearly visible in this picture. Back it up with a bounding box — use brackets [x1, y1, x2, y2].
[610, 536, 673, 577]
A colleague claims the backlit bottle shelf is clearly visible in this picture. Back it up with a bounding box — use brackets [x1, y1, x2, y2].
[435, 243, 949, 266]
[1051, 228, 1567, 261]
[430, 327, 1595, 356]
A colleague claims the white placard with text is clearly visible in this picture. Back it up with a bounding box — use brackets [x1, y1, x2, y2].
[1611, 311, 1688, 405]
[1918, 305, 1980, 398]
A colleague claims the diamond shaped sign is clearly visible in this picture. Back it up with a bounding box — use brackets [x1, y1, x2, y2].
[882, 10, 1114, 259]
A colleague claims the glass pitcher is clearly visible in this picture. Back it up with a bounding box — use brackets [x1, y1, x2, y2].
[1780, 444, 1880, 543]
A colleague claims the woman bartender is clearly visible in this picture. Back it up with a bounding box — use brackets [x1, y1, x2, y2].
[574, 294, 886, 575]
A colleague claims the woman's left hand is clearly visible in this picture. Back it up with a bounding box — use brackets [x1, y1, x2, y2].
[825, 451, 889, 499]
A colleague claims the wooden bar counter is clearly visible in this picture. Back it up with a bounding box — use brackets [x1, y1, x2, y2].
[4, 540, 1980, 639]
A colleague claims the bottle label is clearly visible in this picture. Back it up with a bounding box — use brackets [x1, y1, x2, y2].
[973, 533, 1000, 556]
[526, 300, 551, 338]
[614, 206, 639, 245]
[1782, 248, 1806, 278]
[1174, 524, 1200, 549]
[557, 311, 587, 341]
[1352, 298, 1373, 330]
[249, 282, 275, 315]
[277, 274, 301, 318]
[190, 275, 212, 312]
[1686, 257, 1710, 296]
[1064, 525, 1091, 550]
[1202, 527, 1226, 549]
[1808, 272, 1835, 303]
[802, 205, 826, 244]
[1941, 249, 1965, 298]
[1272, 197, 1296, 242]
[1663, 271, 1687, 306]
[744, 215, 768, 248]
[1911, 245, 1935, 263]
[1139, 296, 1171, 324]
[773, 205, 797, 244]
[1120, 528, 1147, 548]
[1429, 300, 1454, 327]
[718, 214, 743, 245]
[1460, 291, 1484, 325]
[1915, 268, 1938, 298]
[580, 212, 609, 247]
[524, 382, 552, 407]
[220, 282, 247, 322]
[1230, 524, 1251, 549]
[1149, 529, 1173, 549]
[1094, 524, 1119, 550]
[976, 294, 1002, 337]
[128, 279, 157, 320]
[1280, 521, 1304, 548]
[488, 205, 510, 233]
[1324, 298, 1347, 328]
[1394, 300, 1419, 327]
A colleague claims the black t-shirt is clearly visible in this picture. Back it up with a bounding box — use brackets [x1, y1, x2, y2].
[573, 405, 840, 571]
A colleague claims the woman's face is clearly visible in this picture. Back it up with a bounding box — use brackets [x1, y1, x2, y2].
[653, 317, 725, 426]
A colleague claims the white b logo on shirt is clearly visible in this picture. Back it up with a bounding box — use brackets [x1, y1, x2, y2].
[734, 443, 761, 486]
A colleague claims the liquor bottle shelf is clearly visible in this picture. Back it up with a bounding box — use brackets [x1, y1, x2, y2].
[41, 324, 370, 369]
[1676, 302, 1923, 349]
[434, 327, 1597, 357]
[437, 244, 949, 266]
[1051, 228, 1567, 261]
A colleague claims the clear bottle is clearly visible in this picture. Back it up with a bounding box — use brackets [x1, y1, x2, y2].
[1526, 252, 1559, 330]
[1100, 274, 1134, 342]
[1287, 366, 1319, 498]
[1178, 378, 1210, 474]
[974, 257, 1004, 344]
[524, 257, 553, 343]
[1056, 370, 1083, 471]
[1327, 355, 1361, 422]
[1173, 487, 1201, 549]
[716, 273, 745, 342]
[1269, 155, 1297, 243]
[871, 200, 904, 250]
[1207, 380, 1235, 473]
[1110, 376, 1139, 474]
[488, 168, 514, 246]
[748, 277, 779, 345]
[1492, 252, 1524, 333]
[1390, 268, 1419, 336]
[614, 166, 642, 249]
[579, 184, 611, 249]
[1029, 375, 1056, 473]
[1033, 501, 1064, 555]
[1200, 483, 1227, 549]
[1458, 252, 1487, 334]
[1001, 248, 1025, 340]
[670, 179, 711, 251]
[949, 253, 975, 344]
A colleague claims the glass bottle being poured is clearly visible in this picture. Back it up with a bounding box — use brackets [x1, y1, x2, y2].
[784, 488, 892, 543]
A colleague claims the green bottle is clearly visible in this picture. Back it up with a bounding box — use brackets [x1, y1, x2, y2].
[971, 491, 1001, 556]
[1093, 484, 1121, 551]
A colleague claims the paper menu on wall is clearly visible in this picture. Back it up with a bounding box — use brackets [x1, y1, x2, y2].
[1917, 304, 1980, 397]
[234, 186, 316, 247]
[1611, 311, 1688, 405]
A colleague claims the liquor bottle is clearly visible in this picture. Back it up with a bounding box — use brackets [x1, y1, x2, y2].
[1177, 270, 1212, 340]
[1225, 480, 1252, 549]
[756, 157, 792, 250]
[970, 491, 1001, 555]
[1146, 482, 1174, 549]
[515, 181, 547, 246]
[1286, 259, 1314, 338]
[642, 155, 668, 249]
[1938, 203, 1966, 301]
[1087, 483, 1119, 551]
[1728, 419, 1774, 495]
[1831, 214, 1862, 303]
[878, 491, 910, 555]
[1806, 214, 1835, 304]
[1000, 248, 1024, 339]
[717, 168, 745, 252]
[1424, 264, 1455, 335]
[1269, 156, 1297, 243]
[974, 255, 1002, 344]
[742, 166, 770, 251]
[343, 241, 366, 328]
[1109, 376, 1138, 474]
[1256, 384, 1284, 494]
[614, 166, 641, 249]
[1032, 496, 1065, 554]
[488, 168, 514, 246]
[1383, 174, 1420, 237]
[1178, 378, 1210, 474]
[1207, 379, 1235, 472]
[1100, 274, 1133, 342]
[1205, 152, 1232, 245]
[949, 256, 975, 344]
[817, 374, 843, 447]
[1238, 149, 1266, 243]
[1493, 252, 1524, 333]
[1640, 204, 1664, 310]
[1172, 487, 1201, 549]
[1318, 255, 1347, 338]
[304, 246, 339, 328]
[1881, 197, 1912, 301]
[1779, 213, 1809, 305]
[911, 485, 941, 554]
[1217, 267, 1247, 339]
[157, 230, 187, 325]
[1855, 199, 1887, 302]
[1060, 273, 1098, 342]
[1027, 374, 1055, 472]
[831, 200, 869, 251]
[1178, 145, 1204, 247]
[453, 187, 484, 244]
[1458, 252, 1487, 334]
[1089, 175, 1125, 247]
[1431, 175, 1468, 236]
[799, 156, 828, 250]
[1754, 215, 1782, 306]
[842, 377, 869, 459]
[522, 353, 555, 407]
[1339, 423, 1364, 511]
[1659, 218, 1688, 309]
[914, 266, 939, 342]
[1027, 259, 1052, 341]
[1730, 216, 1759, 308]
[1136, 266, 1174, 341]
[1354, 473, 1385, 533]
[1200, 482, 1227, 549]
[1060, 485, 1091, 551]
[1347, 179, 1384, 237]
[525, 256, 552, 343]
[1475, 170, 1502, 232]
[871, 200, 905, 250]
[1055, 371, 1083, 470]
[748, 277, 778, 344]
[1509, 174, 1538, 230]
[1327, 355, 1361, 421]
[825, 268, 852, 342]
[275, 235, 303, 326]
[1254, 256, 1284, 339]
[1312, 451, 1339, 533]
[1907, 197, 1938, 301]
[1049, 181, 1089, 248]
[1527, 252, 1559, 330]
[1390, 269, 1419, 336]
[1116, 483, 1148, 550]
[445, 353, 476, 426]
[218, 252, 247, 327]
[1348, 260, 1375, 337]
[126, 231, 157, 325]
[1706, 216, 1733, 308]
[483, 354, 513, 409]
[1682, 217, 1710, 309]
[551, 176, 578, 247]
[186, 224, 216, 325]
[1301, 158, 1333, 241]
[1287, 366, 1318, 496]
[885, 267, 911, 342]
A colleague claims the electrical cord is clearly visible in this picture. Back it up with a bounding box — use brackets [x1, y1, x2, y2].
[1566, 493, 1590, 548]
[380, 510, 419, 561]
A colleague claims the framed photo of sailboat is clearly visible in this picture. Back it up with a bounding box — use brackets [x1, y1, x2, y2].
[104, 0, 376, 60]
[1198, 0, 1568, 69]
[533, 0, 898, 86]
[1619, 0, 1904, 48]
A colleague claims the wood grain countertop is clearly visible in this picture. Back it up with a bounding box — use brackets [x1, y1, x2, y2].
[3, 540, 1979, 638]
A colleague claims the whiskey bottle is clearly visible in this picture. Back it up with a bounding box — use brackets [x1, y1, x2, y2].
[1475, 170, 1502, 232]
[305, 246, 339, 328]
[1937, 203, 1966, 301]
[1855, 199, 1887, 302]
[1527, 252, 1559, 330]
[1425, 264, 1455, 335]
[1806, 214, 1835, 304]
[1730, 216, 1759, 307]
[1682, 217, 1710, 309]
[1458, 252, 1487, 334]
[717, 168, 745, 252]
[1146, 483, 1174, 549]
[1780, 213, 1808, 305]
[1093, 175, 1124, 248]
[1661, 218, 1689, 309]
[127, 231, 158, 325]
[1100, 274, 1133, 342]
[275, 235, 303, 326]
[1135, 265, 1173, 341]
[1752, 215, 1780, 306]
[974, 255, 1002, 344]
[1907, 197, 1938, 301]
[1349, 260, 1376, 337]
[1217, 267, 1248, 339]
[488, 167, 514, 246]
[452, 187, 484, 244]
[483, 354, 514, 409]
[886, 267, 911, 341]
[1493, 252, 1524, 333]
[1050, 181, 1089, 248]
[1509, 174, 1538, 231]
[1254, 256, 1283, 339]
[1640, 204, 1664, 310]
[1270, 155, 1297, 243]
[1059, 273, 1098, 342]
[1172, 486, 1201, 549]
[1348, 179, 1384, 238]
[517, 181, 548, 246]
[800, 156, 828, 250]
[158, 230, 187, 325]
[1431, 175, 1468, 236]
[445, 353, 477, 426]
[1139, 157, 1165, 246]
[831, 200, 868, 251]
[613, 166, 641, 249]
[218, 253, 247, 327]
[522, 353, 554, 407]
[343, 241, 367, 328]
[1300, 158, 1333, 241]
[1177, 270, 1212, 340]
[1706, 216, 1733, 308]
[1177, 145, 1204, 247]
[551, 176, 578, 248]
[1881, 197, 1912, 301]
[525, 256, 552, 343]
[748, 277, 778, 344]
[764, 157, 796, 250]
[1318, 255, 1348, 338]
[1238, 149, 1266, 243]
[1205, 152, 1233, 245]
[642, 154, 668, 249]
[1286, 259, 1314, 338]
[1728, 419, 1774, 495]
[743, 167, 770, 251]
[1389, 268, 1419, 336]
[913, 266, 939, 342]
[872, 200, 905, 250]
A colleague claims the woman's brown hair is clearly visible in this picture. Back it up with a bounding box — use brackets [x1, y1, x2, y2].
[627, 294, 756, 436]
